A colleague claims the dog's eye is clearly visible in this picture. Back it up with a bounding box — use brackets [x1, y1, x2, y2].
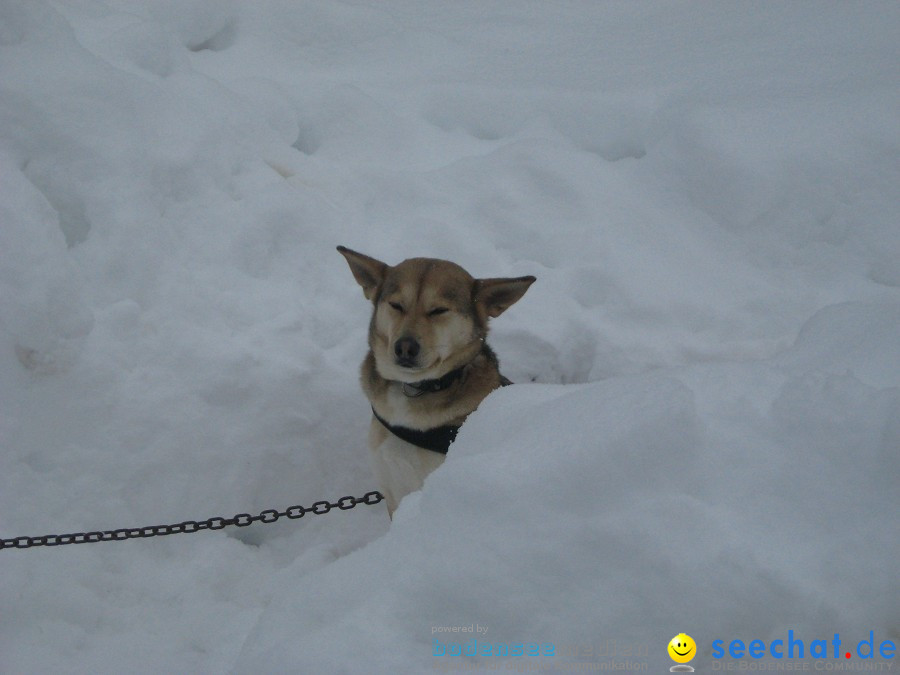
[427, 307, 449, 317]
[388, 302, 405, 313]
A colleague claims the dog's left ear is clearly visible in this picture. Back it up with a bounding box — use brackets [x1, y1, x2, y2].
[337, 246, 388, 301]
[474, 276, 536, 318]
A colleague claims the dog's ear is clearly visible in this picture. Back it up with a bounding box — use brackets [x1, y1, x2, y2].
[337, 246, 388, 301]
[474, 276, 536, 318]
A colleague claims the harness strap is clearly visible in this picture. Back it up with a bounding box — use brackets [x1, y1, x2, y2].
[373, 376, 513, 455]
[372, 407, 458, 454]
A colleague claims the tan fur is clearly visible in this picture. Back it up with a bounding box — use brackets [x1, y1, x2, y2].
[338, 246, 535, 516]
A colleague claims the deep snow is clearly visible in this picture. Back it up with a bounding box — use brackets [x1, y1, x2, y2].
[1, 1, 898, 673]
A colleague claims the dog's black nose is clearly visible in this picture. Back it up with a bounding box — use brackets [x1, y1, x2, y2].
[394, 337, 420, 364]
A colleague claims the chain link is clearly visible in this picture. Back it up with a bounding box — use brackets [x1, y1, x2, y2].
[0, 491, 384, 551]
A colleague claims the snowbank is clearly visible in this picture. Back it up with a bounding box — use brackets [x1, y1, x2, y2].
[235, 301, 899, 673]
[1, 1, 898, 672]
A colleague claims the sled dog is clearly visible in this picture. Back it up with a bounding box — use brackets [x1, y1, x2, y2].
[337, 246, 535, 516]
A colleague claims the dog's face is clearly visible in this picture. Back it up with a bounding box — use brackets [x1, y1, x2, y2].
[338, 246, 534, 383]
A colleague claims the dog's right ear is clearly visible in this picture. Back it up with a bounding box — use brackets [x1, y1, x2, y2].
[337, 246, 388, 301]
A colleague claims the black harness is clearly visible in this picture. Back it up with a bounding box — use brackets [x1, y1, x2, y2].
[373, 369, 512, 455]
[372, 407, 459, 454]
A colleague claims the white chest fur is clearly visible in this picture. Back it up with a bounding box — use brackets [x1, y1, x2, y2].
[367, 416, 446, 516]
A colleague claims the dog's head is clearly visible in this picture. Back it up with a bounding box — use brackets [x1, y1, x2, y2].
[338, 246, 535, 383]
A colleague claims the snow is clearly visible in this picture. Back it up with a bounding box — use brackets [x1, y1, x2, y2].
[1, 1, 898, 672]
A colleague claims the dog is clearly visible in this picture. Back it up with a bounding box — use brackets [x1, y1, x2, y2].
[337, 246, 535, 516]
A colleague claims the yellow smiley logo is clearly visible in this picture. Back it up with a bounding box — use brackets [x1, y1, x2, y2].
[668, 633, 696, 664]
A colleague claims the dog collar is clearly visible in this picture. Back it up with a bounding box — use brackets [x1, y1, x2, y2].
[400, 365, 467, 398]
[371, 407, 458, 454]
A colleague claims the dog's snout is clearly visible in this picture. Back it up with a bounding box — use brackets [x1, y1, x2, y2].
[394, 337, 420, 364]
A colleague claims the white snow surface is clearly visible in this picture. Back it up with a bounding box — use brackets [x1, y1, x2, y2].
[1, 1, 899, 672]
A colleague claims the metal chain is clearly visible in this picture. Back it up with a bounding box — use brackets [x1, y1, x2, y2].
[0, 491, 383, 551]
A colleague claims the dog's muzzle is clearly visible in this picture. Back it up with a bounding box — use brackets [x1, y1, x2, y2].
[394, 336, 420, 367]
